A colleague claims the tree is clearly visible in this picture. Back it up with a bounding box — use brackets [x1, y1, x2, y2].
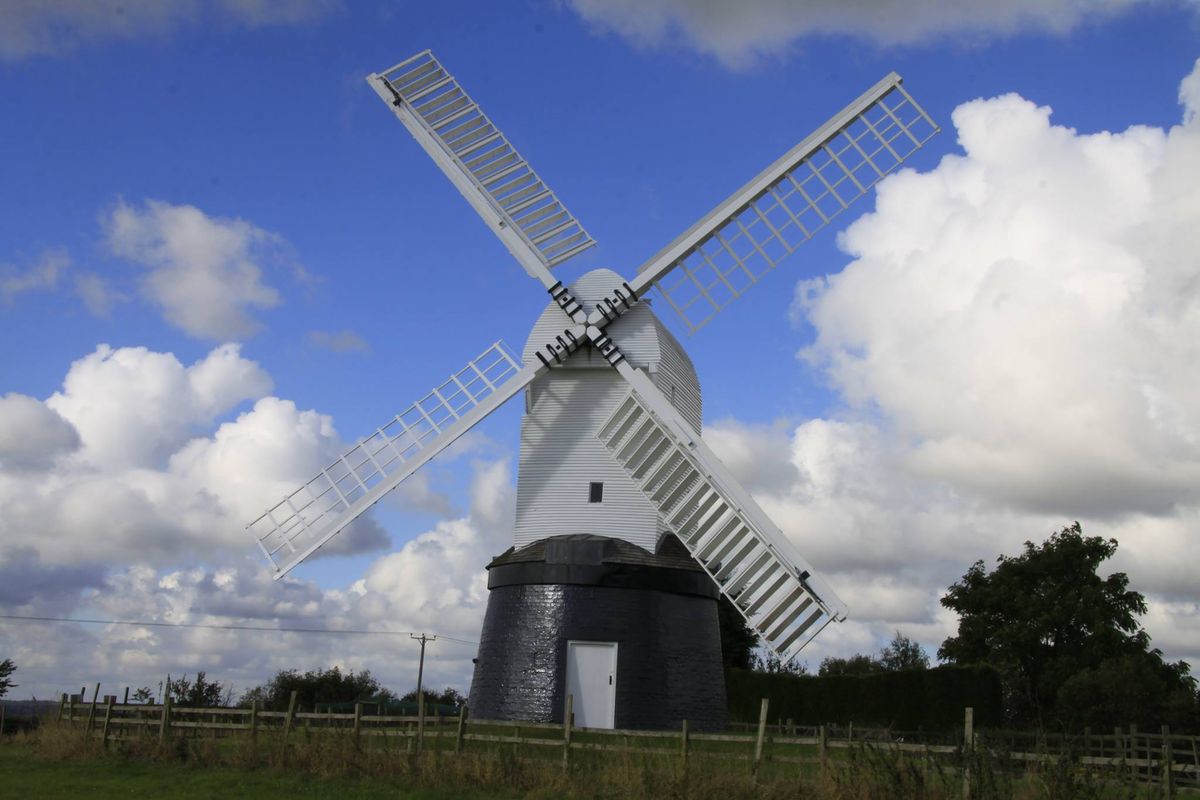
[239, 666, 390, 712]
[167, 672, 230, 707]
[130, 686, 154, 704]
[0, 659, 15, 698]
[752, 652, 809, 676]
[818, 653, 881, 676]
[939, 522, 1197, 727]
[879, 631, 930, 671]
[401, 686, 465, 708]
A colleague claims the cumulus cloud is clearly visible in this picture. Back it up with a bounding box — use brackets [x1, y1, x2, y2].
[709, 58, 1200, 669]
[799, 64, 1200, 520]
[74, 272, 124, 317]
[569, 0, 1161, 68]
[46, 343, 272, 471]
[0, 342, 393, 569]
[0, 338, 508, 698]
[0, 0, 336, 61]
[0, 393, 80, 471]
[105, 199, 289, 340]
[0, 457, 512, 700]
[0, 249, 68, 306]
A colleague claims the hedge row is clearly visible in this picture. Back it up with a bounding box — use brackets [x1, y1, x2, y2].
[726, 664, 1003, 730]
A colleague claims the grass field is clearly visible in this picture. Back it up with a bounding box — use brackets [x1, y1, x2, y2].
[0, 741, 519, 800]
[1, 719, 1175, 799]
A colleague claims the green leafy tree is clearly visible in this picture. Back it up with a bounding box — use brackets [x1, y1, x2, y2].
[401, 686, 465, 708]
[0, 659, 16, 698]
[239, 666, 391, 712]
[751, 652, 809, 676]
[939, 522, 1196, 727]
[130, 686, 154, 704]
[818, 653, 881, 676]
[879, 631, 930, 672]
[167, 672, 230, 707]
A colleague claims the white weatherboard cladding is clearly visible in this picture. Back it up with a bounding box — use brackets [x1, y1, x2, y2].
[515, 369, 660, 548]
[515, 268, 703, 548]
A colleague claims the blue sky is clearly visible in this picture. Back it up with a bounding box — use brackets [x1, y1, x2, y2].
[1, 1, 1198, 700]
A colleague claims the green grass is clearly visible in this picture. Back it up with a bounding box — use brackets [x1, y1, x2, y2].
[0, 742, 513, 799]
[2, 719, 1177, 800]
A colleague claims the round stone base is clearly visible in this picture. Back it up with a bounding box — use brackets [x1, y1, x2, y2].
[467, 534, 727, 731]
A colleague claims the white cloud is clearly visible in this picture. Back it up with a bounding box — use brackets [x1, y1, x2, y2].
[105, 199, 288, 340]
[0, 393, 80, 471]
[0, 342, 392, 570]
[569, 0, 1163, 68]
[799, 70, 1200, 519]
[0, 249, 68, 306]
[0, 0, 336, 61]
[0, 456, 512, 701]
[74, 272, 124, 317]
[45, 343, 271, 471]
[711, 59, 1200, 669]
[0, 338, 505, 699]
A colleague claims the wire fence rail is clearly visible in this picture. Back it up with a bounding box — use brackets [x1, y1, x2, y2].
[44, 691, 1200, 796]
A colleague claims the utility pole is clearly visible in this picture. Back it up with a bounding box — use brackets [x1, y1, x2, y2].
[411, 633, 436, 752]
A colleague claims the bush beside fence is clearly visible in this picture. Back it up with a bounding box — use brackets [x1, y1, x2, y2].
[726, 664, 1005, 730]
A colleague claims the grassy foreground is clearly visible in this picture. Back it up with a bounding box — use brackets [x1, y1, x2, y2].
[1, 720, 1166, 799]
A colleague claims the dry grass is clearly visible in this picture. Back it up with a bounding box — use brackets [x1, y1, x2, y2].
[11, 718, 1160, 800]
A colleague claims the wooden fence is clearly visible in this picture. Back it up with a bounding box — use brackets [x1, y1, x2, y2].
[52, 690, 1200, 795]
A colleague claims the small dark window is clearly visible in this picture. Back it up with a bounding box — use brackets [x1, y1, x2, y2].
[588, 482, 604, 503]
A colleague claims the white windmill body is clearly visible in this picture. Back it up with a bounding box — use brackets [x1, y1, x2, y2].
[246, 50, 939, 731]
[471, 268, 722, 729]
[515, 268, 702, 551]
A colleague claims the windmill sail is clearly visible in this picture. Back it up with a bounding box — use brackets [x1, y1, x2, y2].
[248, 342, 537, 579]
[625, 73, 937, 334]
[598, 364, 847, 661]
[368, 51, 596, 294]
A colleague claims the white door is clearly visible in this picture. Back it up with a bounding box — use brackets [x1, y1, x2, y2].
[565, 640, 617, 729]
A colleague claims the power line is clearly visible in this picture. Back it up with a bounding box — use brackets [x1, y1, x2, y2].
[0, 614, 477, 646]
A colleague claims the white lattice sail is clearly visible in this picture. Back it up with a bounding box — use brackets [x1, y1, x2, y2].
[597, 388, 846, 661]
[248, 342, 534, 578]
[368, 51, 596, 283]
[630, 72, 938, 333]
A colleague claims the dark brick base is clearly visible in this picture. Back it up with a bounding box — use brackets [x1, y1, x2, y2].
[467, 535, 727, 731]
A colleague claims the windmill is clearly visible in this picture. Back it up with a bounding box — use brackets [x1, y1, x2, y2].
[247, 50, 938, 731]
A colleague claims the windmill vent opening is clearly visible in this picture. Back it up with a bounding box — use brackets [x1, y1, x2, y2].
[588, 482, 604, 503]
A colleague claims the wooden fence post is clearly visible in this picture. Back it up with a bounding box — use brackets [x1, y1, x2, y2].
[1130, 724, 1139, 781]
[681, 719, 690, 762]
[123, 687, 129, 705]
[85, 682, 100, 736]
[562, 693, 573, 773]
[58, 693, 67, 722]
[752, 698, 769, 780]
[353, 702, 362, 746]
[158, 694, 172, 745]
[962, 706, 975, 800]
[454, 704, 467, 754]
[416, 692, 425, 754]
[101, 697, 115, 749]
[818, 724, 828, 774]
[283, 690, 298, 741]
[250, 699, 259, 750]
[0, 702, 5, 737]
[786, 718, 794, 736]
[1161, 725, 1173, 798]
